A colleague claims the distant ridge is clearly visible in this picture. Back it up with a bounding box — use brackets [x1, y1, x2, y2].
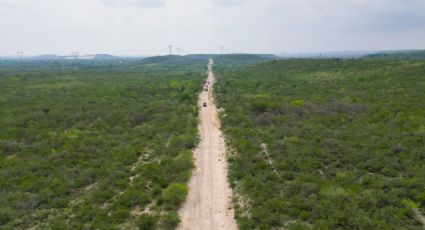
[140, 55, 188, 64]
[94, 54, 120, 60]
[365, 49, 425, 60]
[139, 54, 278, 66]
[185, 53, 277, 61]
[9, 54, 123, 60]
[32, 54, 61, 60]
[213, 53, 278, 65]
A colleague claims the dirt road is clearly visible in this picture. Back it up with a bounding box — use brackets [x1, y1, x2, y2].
[178, 59, 237, 230]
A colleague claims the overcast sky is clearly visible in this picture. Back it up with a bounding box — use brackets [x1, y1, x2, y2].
[0, 0, 424, 56]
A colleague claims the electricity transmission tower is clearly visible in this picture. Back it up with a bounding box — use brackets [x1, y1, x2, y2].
[177, 47, 182, 56]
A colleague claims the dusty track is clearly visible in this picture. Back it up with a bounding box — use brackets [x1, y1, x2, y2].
[178, 59, 237, 230]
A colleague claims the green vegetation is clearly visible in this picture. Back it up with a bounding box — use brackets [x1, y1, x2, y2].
[162, 183, 189, 210]
[3, 55, 424, 229]
[140, 55, 205, 67]
[0, 59, 204, 229]
[366, 50, 425, 60]
[140, 54, 277, 67]
[213, 54, 277, 66]
[215, 59, 425, 229]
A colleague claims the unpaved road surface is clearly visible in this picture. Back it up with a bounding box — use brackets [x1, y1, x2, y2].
[178, 59, 237, 230]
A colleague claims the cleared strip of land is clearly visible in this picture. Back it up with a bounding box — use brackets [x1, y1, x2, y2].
[178, 59, 237, 230]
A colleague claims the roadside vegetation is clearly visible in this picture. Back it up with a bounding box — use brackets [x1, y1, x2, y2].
[215, 59, 425, 229]
[0, 60, 204, 229]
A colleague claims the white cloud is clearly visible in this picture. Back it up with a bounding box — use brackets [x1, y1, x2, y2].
[101, 0, 167, 7]
[212, 0, 249, 6]
[0, 0, 424, 55]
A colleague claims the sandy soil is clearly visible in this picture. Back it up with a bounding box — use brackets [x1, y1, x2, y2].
[178, 59, 237, 230]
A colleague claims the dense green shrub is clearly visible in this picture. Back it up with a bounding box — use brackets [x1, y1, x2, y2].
[0, 209, 11, 225]
[137, 214, 158, 230]
[0, 59, 205, 229]
[215, 59, 425, 229]
[162, 183, 189, 210]
[161, 211, 181, 230]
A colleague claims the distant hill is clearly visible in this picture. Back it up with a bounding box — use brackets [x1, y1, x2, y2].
[139, 54, 279, 66]
[185, 53, 278, 63]
[140, 55, 187, 63]
[139, 55, 204, 66]
[94, 54, 120, 60]
[29, 54, 121, 60]
[365, 50, 425, 60]
[33, 54, 61, 60]
[185, 54, 219, 60]
[278, 51, 378, 59]
[213, 54, 279, 65]
[139, 54, 279, 67]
